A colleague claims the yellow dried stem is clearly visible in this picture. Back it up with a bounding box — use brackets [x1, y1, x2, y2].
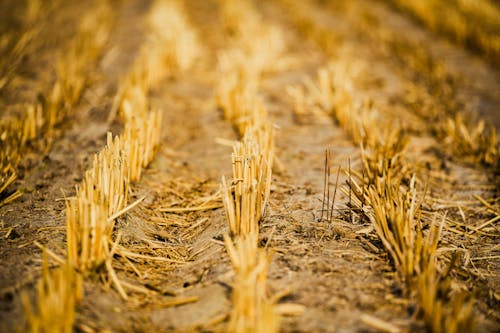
[216, 69, 257, 134]
[290, 64, 386, 149]
[346, 143, 475, 332]
[22, 251, 82, 333]
[85, 133, 128, 217]
[112, 55, 149, 121]
[123, 110, 163, 182]
[417, 224, 475, 333]
[224, 234, 279, 333]
[218, 0, 284, 76]
[365, 176, 422, 282]
[222, 131, 273, 236]
[439, 114, 498, 166]
[66, 133, 127, 271]
[65, 121, 161, 297]
[64, 126, 161, 298]
[148, 0, 200, 72]
[0, 115, 26, 204]
[216, 72, 274, 158]
[21, 104, 43, 145]
[66, 196, 109, 272]
[221, 119, 280, 330]
[0, 172, 17, 199]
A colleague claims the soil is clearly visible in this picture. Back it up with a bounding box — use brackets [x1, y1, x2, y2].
[0, 0, 498, 332]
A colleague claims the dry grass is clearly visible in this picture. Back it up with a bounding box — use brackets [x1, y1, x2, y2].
[24, 3, 170, 326]
[123, 110, 163, 182]
[220, 114, 281, 331]
[215, 61, 273, 139]
[61, 0, 168, 301]
[112, 0, 200, 121]
[64, 119, 162, 298]
[0, 120, 23, 207]
[112, 59, 149, 121]
[288, 28, 476, 330]
[278, 0, 340, 55]
[0, 1, 113, 207]
[61, 0, 183, 287]
[215, 45, 282, 127]
[284, 4, 482, 326]
[338, 141, 475, 332]
[216, 10, 283, 325]
[216, 68, 257, 135]
[343, 138, 475, 333]
[66, 134, 128, 273]
[387, 0, 500, 67]
[216, 0, 284, 137]
[21, 251, 83, 333]
[9, 0, 495, 331]
[222, 131, 273, 236]
[288, 0, 498, 169]
[285, 19, 498, 328]
[224, 233, 279, 333]
[148, 0, 200, 72]
[438, 114, 498, 166]
[392, 45, 499, 167]
[289, 63, 387, 149]
[347, 2, 499, 168]
[45, 1, 113, 131]
[0, 0, 44, 91]
[218, 0, 284, 76]
[417, 255, 475, 333]
[62, 0, 188, 296]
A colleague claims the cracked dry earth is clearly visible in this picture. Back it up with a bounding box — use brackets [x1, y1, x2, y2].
[0, 0, 499, 332]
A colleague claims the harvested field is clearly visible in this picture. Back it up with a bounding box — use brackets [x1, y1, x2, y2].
[0, 0, 499, 332]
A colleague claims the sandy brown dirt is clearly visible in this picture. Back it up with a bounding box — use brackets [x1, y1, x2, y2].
[0, 0, 499, 332]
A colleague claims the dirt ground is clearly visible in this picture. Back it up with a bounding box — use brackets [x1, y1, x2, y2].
[0, 0, 499, 332]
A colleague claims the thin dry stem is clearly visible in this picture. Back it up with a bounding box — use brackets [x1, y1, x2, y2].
[21, 251, 82, 333]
